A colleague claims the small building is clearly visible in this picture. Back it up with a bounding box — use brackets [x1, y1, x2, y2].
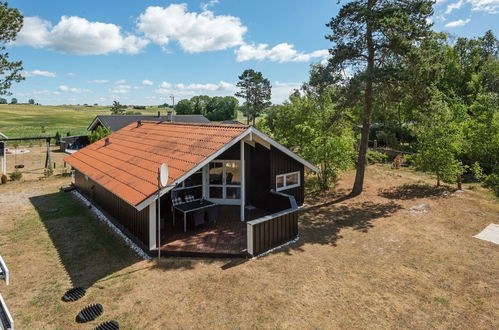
[61, 113, 212, 153]
[60, 135, 90, 153]
[87, 113, 211, 132]
[65, 121, 318, 257]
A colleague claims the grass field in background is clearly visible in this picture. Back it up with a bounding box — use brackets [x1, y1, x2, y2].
[0, 104, 165, 138]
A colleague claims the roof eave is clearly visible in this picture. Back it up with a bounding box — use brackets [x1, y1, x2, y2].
[87, 116, 106, 131]
[135, 127, 253, 211]
[135, 126, 319, 211]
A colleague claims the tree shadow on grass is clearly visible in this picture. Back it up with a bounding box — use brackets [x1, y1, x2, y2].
[379, 183, 454, 200]
[30, 191, 196, 288]
[264, 199, 403, 258]
[296, 201, 403, 248]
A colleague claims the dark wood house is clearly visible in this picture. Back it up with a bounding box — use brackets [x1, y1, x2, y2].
[87, 113, 211, 132]
[65, 121, 318, 257]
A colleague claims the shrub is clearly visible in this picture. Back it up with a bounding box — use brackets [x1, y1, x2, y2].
[10, 170, 22, 181]
[483, 174, 499, 196]
[471, 162, 486, 182]
[54, 131, 61, 145]
[367, 150, 388, 164]
[44, 168, 53, 178]
[1, 174, 7, 184]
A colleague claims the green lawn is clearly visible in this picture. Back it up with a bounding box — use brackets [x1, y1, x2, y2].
[0, 104, 165, 138]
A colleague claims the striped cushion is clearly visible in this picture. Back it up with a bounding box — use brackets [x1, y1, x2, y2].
[172, 196, 184, 206]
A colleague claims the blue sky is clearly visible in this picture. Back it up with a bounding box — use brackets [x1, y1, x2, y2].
[5, 0, 499, 105]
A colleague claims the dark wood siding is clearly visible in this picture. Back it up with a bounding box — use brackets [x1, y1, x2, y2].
[270, 147, 305, 205]
[74, 170, 150, 249]
[216, 143, 240, 160]
[246, 143, 270, 209]
[249, 210, 298, 256]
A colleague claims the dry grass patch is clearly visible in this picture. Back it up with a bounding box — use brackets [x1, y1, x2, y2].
[0, 165, 498, 329]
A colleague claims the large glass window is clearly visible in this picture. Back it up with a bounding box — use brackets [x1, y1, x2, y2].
[208, 160, 241, 202]
[209, 162, 223, 185]
[276, 171, 301, 192]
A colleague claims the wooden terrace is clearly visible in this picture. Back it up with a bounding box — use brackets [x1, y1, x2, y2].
[156, 206, 270, 257]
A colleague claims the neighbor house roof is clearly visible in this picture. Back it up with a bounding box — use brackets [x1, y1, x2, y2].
[66, 121, 319, 210]
[87, 114, 211, 132]
[221, 120, 244, 125]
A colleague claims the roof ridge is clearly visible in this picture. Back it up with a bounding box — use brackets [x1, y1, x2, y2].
[139, 120, 249, 129]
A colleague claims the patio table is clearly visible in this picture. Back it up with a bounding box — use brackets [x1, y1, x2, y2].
[174, 200, 217, 232]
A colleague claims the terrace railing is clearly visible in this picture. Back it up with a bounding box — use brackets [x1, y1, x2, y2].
[246, 191, 299, 257]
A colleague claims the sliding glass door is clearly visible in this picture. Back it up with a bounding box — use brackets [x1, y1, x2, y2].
[207, 160, 241, 204]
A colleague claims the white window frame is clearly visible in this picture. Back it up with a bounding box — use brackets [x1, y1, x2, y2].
[206, 160, 242, 205]
[276, 171, 301, 192]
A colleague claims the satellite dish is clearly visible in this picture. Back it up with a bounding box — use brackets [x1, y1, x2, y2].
[159, 163, 168, 187]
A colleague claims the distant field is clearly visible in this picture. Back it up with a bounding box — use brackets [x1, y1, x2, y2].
[0, 104, 164, 138]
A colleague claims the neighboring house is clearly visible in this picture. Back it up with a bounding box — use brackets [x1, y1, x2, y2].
[221, 120, 244, 125]
[65, 121, 318, 257]
[60, 113, 211, 153]
[60, 135, 90, 154]
[87, 113, 211, 132]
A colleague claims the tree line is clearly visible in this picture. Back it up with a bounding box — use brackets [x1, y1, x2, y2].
[258, 0, 498, 196]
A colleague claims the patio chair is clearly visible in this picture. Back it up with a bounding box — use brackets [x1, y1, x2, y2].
[189, 209, 205, 230]
[206, 205, 218, 225]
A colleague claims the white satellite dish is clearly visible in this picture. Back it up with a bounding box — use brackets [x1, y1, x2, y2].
[159, 163, 168, 187]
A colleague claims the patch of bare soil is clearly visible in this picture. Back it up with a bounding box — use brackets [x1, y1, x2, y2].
[0, 165, 498, 329]
[3, 145, 68, 181]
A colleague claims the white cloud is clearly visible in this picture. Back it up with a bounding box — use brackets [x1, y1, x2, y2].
[271, 82, 301, 104]
[445, 18, 471, 27]
[67, 72, 76, 76]
[468, 0, 499, 13]
[142, 79, 154, 86]
[88, 79, 109, 83]
[154, 81, 235, 97]
[33, 90, 61, 95]
[201, 0, 219, 11]
[440, 0, 499, 14]
[115, 79, 127, 84]
[175, 81, 236, 92]
[159, 81, 172, 88]
[235, 43, 329, 63]
[137, 3, 246, 53]
[14, 16, 149, 55]
[23, 70, 56, 78]
[58, 85, 91, 93]
[109, 85, 140, 94]
[445, 0, 464, 14]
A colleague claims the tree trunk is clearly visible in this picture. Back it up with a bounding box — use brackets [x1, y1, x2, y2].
[351, 1, 375, 196]
[457, 175, 462, 190]
[437, 172, 440, 187]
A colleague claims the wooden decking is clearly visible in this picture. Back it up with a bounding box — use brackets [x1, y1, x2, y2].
[157, 205, 270, 257]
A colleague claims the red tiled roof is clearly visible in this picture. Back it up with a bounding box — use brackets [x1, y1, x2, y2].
[65, 121, 248, 207]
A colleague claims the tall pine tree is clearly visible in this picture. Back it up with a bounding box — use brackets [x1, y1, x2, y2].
[326, 0, 434, 195]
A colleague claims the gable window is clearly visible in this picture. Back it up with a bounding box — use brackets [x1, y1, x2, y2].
[276, 171, 300, 191]
[207, 160, 241, 204]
